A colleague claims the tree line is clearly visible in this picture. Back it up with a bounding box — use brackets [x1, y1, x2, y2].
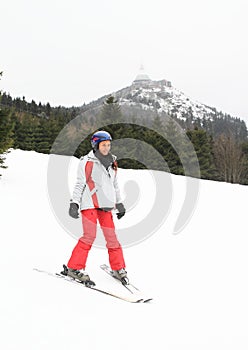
[0, 90, 248, 184]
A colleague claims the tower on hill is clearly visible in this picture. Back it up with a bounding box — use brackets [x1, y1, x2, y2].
[132, 65, 172, 87]
[133, 65, 151, 85]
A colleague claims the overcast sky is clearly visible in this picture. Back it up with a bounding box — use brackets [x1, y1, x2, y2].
[1, 0, 248, 123]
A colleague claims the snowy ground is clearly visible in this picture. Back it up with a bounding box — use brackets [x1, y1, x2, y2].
[0, 149, 248, 350]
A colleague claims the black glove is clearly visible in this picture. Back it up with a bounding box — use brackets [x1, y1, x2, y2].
[116, 203, 126, 220]
[69, 202, 79, 219]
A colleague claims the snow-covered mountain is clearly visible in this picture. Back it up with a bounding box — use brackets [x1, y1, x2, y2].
[115, 78, 217, 122]
[1, 149, 248, 350]
[85, 68, 231, 126]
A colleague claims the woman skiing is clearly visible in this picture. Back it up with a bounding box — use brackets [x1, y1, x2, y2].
[64, 131, 127, 284]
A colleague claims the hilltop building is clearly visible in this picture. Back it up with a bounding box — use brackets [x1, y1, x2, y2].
[132, 65, 172, 88]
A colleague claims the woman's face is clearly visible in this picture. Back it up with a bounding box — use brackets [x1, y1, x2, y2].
[98, 140, 111, 155]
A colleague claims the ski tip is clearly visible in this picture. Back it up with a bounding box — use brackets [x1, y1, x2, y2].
[143, 298, 153, 303]
[100, 264, 108, 269]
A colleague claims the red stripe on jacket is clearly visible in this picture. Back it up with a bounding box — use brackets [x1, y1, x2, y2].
[85, 161, 99, 208]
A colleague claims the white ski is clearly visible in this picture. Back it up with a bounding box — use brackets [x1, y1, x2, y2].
[33, 268, 144, 303]
[100, 264, 153, 303]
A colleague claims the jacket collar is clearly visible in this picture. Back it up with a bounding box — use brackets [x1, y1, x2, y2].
[87, 150, 98, 161]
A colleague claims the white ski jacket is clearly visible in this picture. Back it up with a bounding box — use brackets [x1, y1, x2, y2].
[72, 150, 122, 210]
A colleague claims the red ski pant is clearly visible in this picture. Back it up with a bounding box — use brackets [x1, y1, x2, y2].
[67, 209, 125, 271]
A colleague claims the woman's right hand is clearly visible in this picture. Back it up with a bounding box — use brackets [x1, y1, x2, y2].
[69, 202, 79, 219]
[116, 203, 126, 220]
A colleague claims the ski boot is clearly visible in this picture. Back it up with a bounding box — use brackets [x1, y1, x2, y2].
[61, 265, 95, 286]
[112, 268, 129, 285]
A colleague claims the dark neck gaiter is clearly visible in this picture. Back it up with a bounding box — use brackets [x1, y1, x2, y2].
[94, 150, 114, 169]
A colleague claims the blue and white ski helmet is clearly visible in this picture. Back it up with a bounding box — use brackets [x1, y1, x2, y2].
[91, 130, 112, 149]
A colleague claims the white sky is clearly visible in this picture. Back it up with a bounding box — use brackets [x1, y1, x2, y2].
[1, 0, 248, 124]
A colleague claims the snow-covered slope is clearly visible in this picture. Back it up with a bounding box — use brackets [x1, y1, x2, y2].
[0, 149, 248, 350]
[114, 80, 217, 121]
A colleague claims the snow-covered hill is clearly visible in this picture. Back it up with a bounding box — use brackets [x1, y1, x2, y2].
[116, 79, 216, 121]
[83, 75, 248, 139]
[0, 149, 248, 350]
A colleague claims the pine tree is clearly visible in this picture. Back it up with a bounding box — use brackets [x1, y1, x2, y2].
[164, 119, 184, 175]
[99, 96, 125, 159]
[0, 108, 14, 176]
[14, 114, 39, 150]
[35, 118, 51, 153]
[100, 96, 123, 131]
[186, 128, 216, 180]
[141, 116, 170, 171]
